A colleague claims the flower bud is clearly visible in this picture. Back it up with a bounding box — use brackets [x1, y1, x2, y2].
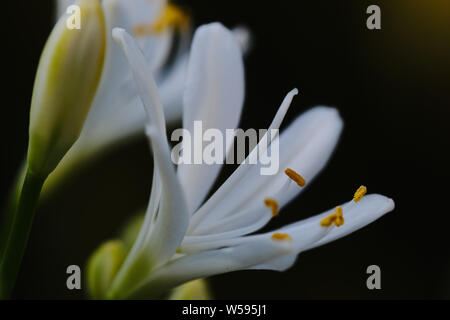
[87, 240, 126, 300]
[169, 279, 212, 300]
[27, 0, 106, 176]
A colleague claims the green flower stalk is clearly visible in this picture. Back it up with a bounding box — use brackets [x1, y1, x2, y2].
[0, 0, 106, 299]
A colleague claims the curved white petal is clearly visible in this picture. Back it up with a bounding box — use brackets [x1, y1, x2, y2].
[112, 27, 189, 265]
[181, 194, 394, 272]
[73, 0, 177, 151]
[112, 28, 166, 135]
[144, 128, 189, 266]
[177, 22, 245, 214]
[106, 29, 189, 296]
[301, 194, 395, 250]
[157, 54, 188, 123]
[192, 106, 343, 233]
[253, 194, 395, 271]
[108, 127, 188, 299]
[130, 236, 293, 298]
[121, 0, 172, 74]
[180, 208, 272, 253]
[188, 89, 298, 233]
[80, 0, 138, 138]
[192, 179, 291, 236]
[180, 210, 331, 255]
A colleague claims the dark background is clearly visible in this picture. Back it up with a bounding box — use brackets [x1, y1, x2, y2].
[1, 0, 449, 299]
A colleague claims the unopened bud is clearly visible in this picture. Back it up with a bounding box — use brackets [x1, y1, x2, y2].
[27, 0, 106, 176]
[86, 240, 126, 300]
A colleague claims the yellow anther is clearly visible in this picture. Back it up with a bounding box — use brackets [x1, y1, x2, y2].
[134, 4, 189, 36]
[320, 206, 344, 227]
[353, 185, 367, 202]
[271, 233, 292, 242]
[285, 168, 306, 187]
[264, 198, 279, 216]
[333, 206, 344, 226]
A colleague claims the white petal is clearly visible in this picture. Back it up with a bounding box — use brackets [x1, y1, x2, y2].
[192, 106, 343, 233]
[112, 28, 166, 135]
[302, 194, 395, 250]
[80, 0, 138, 138]
[75, 0, 177, 150]
[252, 194, 395, 271]
[113, 27, 189, 265]
[119, 0, 166, 30]
[188, 194, 394, 271]
[143, 128, 189, 266]
[181, 205, 331, 255]
[157, 54, 188, 123]
[110, 0, 169, 73]
[249, 255, 298, 271]
[130, 236, 293, 298]
[188, 89, 298, 233]
[109, 128, 188, 299]
[180, 205, 272, 253]
[123, 0, 173, 76]
[177, 22, 245, 214]
[192, 179, 292, 236]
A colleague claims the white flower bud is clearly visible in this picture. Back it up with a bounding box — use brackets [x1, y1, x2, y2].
[27, 0, 106, 176]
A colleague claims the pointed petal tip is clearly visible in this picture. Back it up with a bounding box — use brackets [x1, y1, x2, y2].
[363, 193, 396, 214]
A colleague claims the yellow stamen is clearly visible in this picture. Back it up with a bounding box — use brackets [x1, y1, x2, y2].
[353, 185, 367, 202]
[333, 206, 344, 226]
[284, 168, 306, 187]
[264, 198, 279, 216]
[271, 233, 292, 242]
[134, 4, 189, 36]
[320, 206, 344, 227]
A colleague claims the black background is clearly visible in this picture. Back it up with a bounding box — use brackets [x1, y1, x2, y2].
[1, 0, 450, 299]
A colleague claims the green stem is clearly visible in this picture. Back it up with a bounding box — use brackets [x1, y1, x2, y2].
[0, 168, 45, 299]
[0, 161, 27, 256]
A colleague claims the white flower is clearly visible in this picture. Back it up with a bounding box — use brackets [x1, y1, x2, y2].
[104, 23, 394, 299]
[45, 0, 250, 195]
[44, 0, 191, 191]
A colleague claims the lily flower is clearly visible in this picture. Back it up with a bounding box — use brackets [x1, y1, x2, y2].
[92, 23, 394, 299]
[42, 0, 193, 194]
[43, 0, 251, 196]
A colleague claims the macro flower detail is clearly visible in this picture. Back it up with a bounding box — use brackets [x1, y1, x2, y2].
[28, 0, 106, 177]
[86, 23, 395, 299]
[0, 0, 106, 299]
[43, 0, 251, 197]
[43, 0, 193, 195]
